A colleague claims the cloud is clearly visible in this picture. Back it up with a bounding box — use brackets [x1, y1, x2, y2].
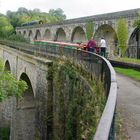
[0, 0, 140, 19]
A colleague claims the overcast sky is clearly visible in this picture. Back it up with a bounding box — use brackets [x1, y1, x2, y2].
[0, 0, 140, 19]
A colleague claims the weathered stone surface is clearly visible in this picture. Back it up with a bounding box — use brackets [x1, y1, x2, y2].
[0, 97, 14, 127]
[0, 44, 52, 140]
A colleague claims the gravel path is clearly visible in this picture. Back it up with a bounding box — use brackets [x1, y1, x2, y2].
[117, 73, 140, 140]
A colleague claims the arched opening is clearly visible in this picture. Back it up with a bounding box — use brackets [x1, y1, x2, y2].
[4, 60, 11, 71]
[127, 28, 140, 58]
[44, 29, 51, 40]
[28, 30, 33, 42]
[94, 24, 117, 56]
[28, 30, 33, 38]
[23, 31, 26, 37]
[18, 31, 21, 34]
[55, 28, 66, 42]
[34, 30, 41, 40]
[71, 26, 86, 43]
[16, 73, 35, 139]
[18, 73, 35, 108]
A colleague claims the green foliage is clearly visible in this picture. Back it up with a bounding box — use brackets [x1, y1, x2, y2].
[86, 21, 94, 40]
[116, 18, 128, 56]
[52, 58, 105, 140]
[6, 7, 66, 28]
[0, 59, 28, 102]
[0, 7, 66, 40]
[7, 33, 30, 43]
[48, 8, 66, 22]
[113, 57, 140, 65]
[0, 12, 29, 42]
[115, 67, 140, 81]
[0, 14, 13, 37]
[0, 127, 10, 140]
[133, 11, 140, 29]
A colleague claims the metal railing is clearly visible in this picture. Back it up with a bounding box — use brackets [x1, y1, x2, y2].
[0, 40, 117, 140]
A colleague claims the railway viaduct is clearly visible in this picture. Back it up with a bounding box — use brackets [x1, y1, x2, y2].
[16, 8, 140, 58]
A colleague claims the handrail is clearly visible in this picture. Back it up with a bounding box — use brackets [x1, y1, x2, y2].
[93, 59, 117, 140]
[0, 40, 117, 140]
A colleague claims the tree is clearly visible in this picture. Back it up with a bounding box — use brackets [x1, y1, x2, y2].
[86, 21, 94, 40]
[33, 8, 41, 13]
[48, 8, 66, 21]
[17, 7, 28, 14]
[6, 7, 67, 28]
[0, 59, 27, 102]
[116, 18, 128, 56]
[0, 14, 13, 37]
[7, 9, 30, 28]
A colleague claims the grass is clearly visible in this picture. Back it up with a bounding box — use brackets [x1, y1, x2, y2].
[112, 57, 140, 65]
[115, 67, 140, 81]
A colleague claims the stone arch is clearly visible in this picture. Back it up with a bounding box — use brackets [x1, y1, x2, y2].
[71, 26, 86, 43]
[43, 29, 51, 40]
[127, 27, 140, 58]
[18, 31, 21, 34]
[55, 28, 66, 42]
[28, 30, 33, 38]
[18, 72, 35, 108]
[4, 60, 11, 71]
[94, 24, 117, 56]
[34, 29, 41, 40]
[23, 30, 26, 37]
[3, 59, 14, 74]
[16, 72, 35, 139]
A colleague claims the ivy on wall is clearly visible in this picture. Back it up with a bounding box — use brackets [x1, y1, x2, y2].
[46, 57, 105, 140]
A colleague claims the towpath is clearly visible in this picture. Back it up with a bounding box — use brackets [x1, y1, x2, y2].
[117, 73, 140, 140]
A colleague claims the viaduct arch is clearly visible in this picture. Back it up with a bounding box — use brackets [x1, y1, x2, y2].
[43, 29, 51, 40]
[71, 26, 86, 43]
[55, 28, 66, 41]
[4, 60, 11, 71]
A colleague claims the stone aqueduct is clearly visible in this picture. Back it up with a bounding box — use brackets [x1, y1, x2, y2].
[0, 40, 117, 140]
[0, 44, 51, 139]
[16, 8, 140, 58]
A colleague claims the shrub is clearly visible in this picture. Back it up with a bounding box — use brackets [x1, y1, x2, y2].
[86, 21, 94, 40]
[116, 18, 128, 56]
[7, 33, 30, 43]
